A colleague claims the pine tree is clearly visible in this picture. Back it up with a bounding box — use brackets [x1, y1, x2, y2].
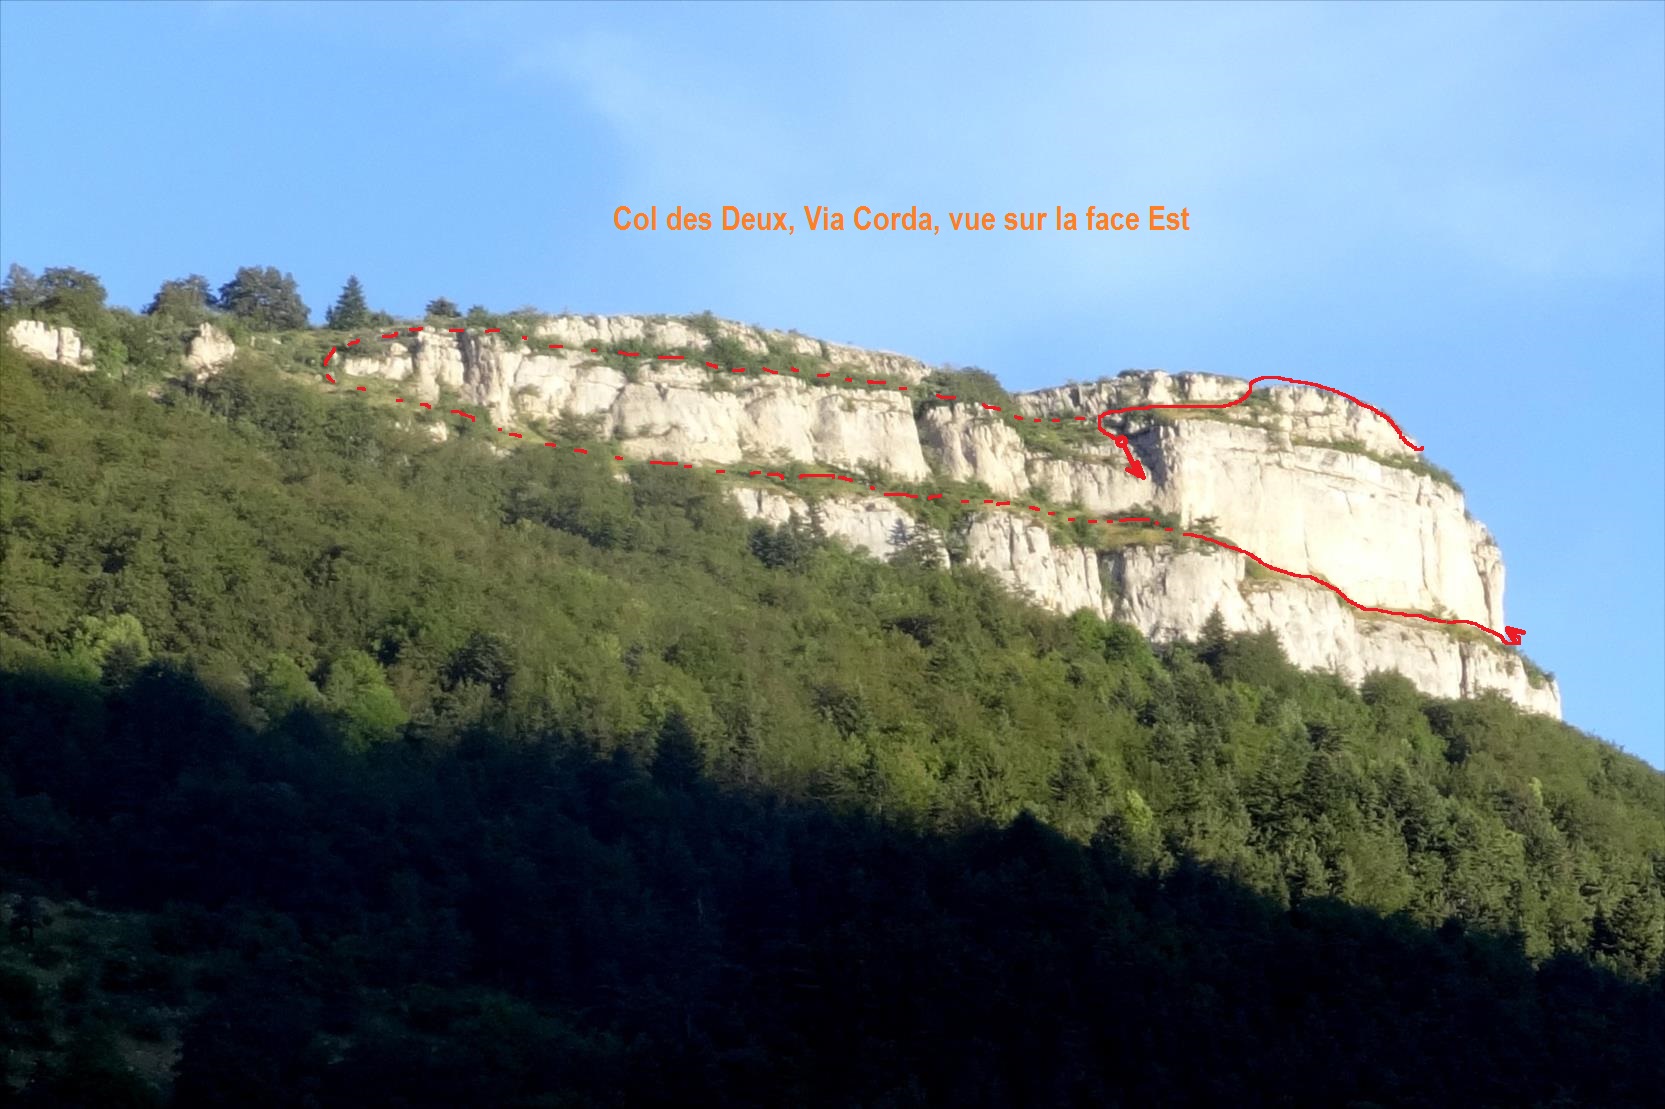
[326, 275, 370, 330]
[425, 297, 460, 318]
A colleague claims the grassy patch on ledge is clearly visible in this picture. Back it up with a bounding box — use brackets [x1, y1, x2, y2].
[1294, 436, 1463, 493]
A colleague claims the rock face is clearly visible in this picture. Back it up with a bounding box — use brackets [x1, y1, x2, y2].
[324, 315, 1560, 717]
[6, 319, 91, 369]
[340, 317, 933, 479]
[183, 323, 237, 375]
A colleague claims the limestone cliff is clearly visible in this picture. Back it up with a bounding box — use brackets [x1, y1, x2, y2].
[7, 319, 92, 369]
[5, 313, 1558, 716]
[326, 316, 1567, 717]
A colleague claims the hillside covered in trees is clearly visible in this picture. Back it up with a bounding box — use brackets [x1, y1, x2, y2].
[1, 278, 1663, 1106]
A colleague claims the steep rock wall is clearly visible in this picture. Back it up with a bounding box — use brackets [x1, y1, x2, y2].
[727, 487, 1559, 717]
[6, 320, 91, 369]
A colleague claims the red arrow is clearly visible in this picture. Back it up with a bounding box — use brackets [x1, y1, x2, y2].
[1110, 434, 1148, 480]
[1505, 626, 1526, 645]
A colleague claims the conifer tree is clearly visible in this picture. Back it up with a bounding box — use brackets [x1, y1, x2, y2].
[326, 275, 371, 330]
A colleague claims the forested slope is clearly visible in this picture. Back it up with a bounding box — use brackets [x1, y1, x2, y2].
[2, 346, 1663, 1106]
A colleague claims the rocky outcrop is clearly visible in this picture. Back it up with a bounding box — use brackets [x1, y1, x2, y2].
[327, 314, 1556, 717]
[731, 488, 947, 569]
[183, 323, 237, 375]
[341, 322, 933, 479]
[6, 319, 91, 369]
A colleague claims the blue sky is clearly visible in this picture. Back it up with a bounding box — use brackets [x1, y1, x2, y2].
[3, 1, 1661, 766]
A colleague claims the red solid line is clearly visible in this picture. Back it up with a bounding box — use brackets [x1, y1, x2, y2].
[545, 442, 558, 447]
[324, 347, 336, 366]
[866, 379, 886, 385]
[324, 373, 337, 384]
[346, 338, 360, 346]
[509, 432, 523, 439]
[705, 361, 719, 369]
[1097, 374, 1424, 452]
[658, 354, 684, 360]
[649, 460, 677, 466]
[410, 326, 424, 333]
[419, 402, 432, 409]
[885, 492, 918, 499]
[618, 350, 640, 357]
[485, 328, 502, 334]
[449, 409, 476, 422]
[572, 447, 588, 454]
[395, 398, 404, 403]
[935, 393, 958, 400]
[799, 473, 837, 479]
[927, 493, 943, 500]
[450, 328, 467, 333]
[1181, 533, 1514, 644]
[355, 386, 367, 392]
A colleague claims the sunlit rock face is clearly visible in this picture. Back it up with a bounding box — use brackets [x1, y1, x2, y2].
[329, 316, 1555, 717]
[7, 319, 91, 368]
